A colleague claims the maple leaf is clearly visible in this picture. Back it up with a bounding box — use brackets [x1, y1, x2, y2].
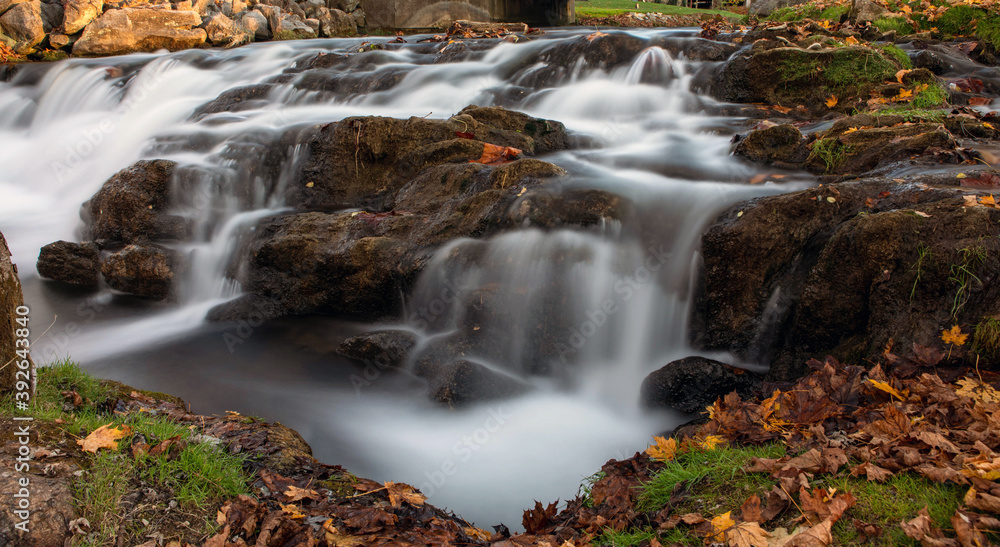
[384, 481, 426, 507]
[77, 424, 132, 453]
[523, 500, 558, 534]
[785, 519, 833, 546]
[710, 511, 736, 542]
[982, 194, 997, 207]
[941, 325, 968, 346]
[845, 35, 860, 45]
[825, 96, 838, 108]
[895, 88, 914, 101]
[646, 436, 678, 461]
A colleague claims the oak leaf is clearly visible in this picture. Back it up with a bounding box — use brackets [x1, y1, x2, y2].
[77, 424, 132, 453]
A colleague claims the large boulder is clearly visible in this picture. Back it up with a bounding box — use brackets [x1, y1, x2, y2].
[418, 358, 530, 407]
[100, 243, 182, 300]
[72, 8, 207, 56]
[0, 0, 29, 16]
[36, 241, 100, 288]
[84, 159, 187, 244]
[0, 0, 44, 54]
[0, 232, 32, 394]
[291, 105, 568, 210]
[315, 6, 353, 37]
[203, 12, 247, 46]
[62, 0, 100, 34]
[238, 9, 269, 40]
[640, 357, 761, 414]
[38, 0, 59, 32]
[694, 174, 1000, 380]
[273, 11, 315, 39]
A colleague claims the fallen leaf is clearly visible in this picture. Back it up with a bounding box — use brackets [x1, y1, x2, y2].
[472, 143, 521, 165]
[741, 494, 763, 523]
[981, 194, 997, 206]
[845, 36, 860, 45]
[941, 325, 968, 346]
[785, 519, 832, 546]
[646, 436, 678, 461]
[284, 485, 321, 502]
[710, 511, 736, 542]
[955, 377, 1000, 404]
[896, 69, 912, 83]
[280, 503, 305, 519]
[77, 424, 132, 453]
[850, 462, 893, 482]
[726, 521, 770, 547]
[385, 481, 426, 507]
[868, 379, 907, 401]
[825, 96, 838, 108]
[843, 127, 859, 134]
[585, 30, 608, 41]
[964, 487, 1000, 512]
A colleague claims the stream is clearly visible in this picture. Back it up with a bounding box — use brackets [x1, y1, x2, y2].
[0, 28, 814, 527]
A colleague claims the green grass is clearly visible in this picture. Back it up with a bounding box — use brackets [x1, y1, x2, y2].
[948, 244, 987, 319]
[911, 84, 949, 109]
[768, 3, 848, 21]
[910, 243, 932, 303]
[868, 107, 947, 122]
[873, 16, 915, 35]
[638, 444, 787, 512]
[880, 44, 912, 69]
[809, 138, 852, 172]
[576, 0, 743, 19]
[5, 361, 252, 546]
[593, 527, 657, 546]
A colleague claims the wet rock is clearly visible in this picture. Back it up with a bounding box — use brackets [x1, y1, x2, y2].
[85, 159, 187, 244]
[36, 241, 100, 288]
[73, 8, 207, 56]
[641, 357, 761, 414]
[206, 294, 286, 322]
[47, 32, 69, 49]
[190, 83, 275, 118]
[0, 232, 33, 394]
[420, 358, 529, 407]
[0, 451, 76, 545]
[715, 46, 904, 113]
[292, 106, 568, 210]
[510, 187, 629, 228]
[315, 6, 353, 37]
[732, 123, 810, 168]
[100, 243, 181, 300]
[0, 0, 30, 16]
[694, 175, 1000, 380]
[337, 329, 416, 369]
[0, 0, 44, 54]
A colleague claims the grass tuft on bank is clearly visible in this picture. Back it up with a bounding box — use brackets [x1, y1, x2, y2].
[576, 0, 744, 20]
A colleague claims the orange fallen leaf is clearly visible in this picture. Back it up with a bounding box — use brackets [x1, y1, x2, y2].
[280, 503, 305, 519]
[825, 96, 838, 108]
[941, 325, 968, 346]
[472, 143, 521, 165]
[586, 30, 608, 42]
[982, 194, 997, 207]
[710, 511, 736, 542]
[384, 481, 426, 507]
[843, 127, 859, 134]
[845, 35, 860, 45]
[896, 69, 912, 84]
[868, 379, 907, 401]
[77, 424, 132, 453]
[285, 485, 322, 502]
[646, 436, 678, 461]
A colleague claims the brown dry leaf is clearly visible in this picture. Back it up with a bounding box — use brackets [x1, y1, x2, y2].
[825, 96, 838, 108]
[77, 424, 132, 453]
[741, 494, 764, 523]
[941, 325, 969, 346]
[785, 519, 833, 546]
[681, 513, 706, 525]
[284, 485, 321, 502]
[726, 521, 770, 547]
[849, 462, 894, 482]
[964, 487, 1000, 513]
[961, 454, 1000, 480]
[896, 69, 912, 83]
[384, 481, 426, 507]
[323, 519, 368, 547]
[585, 30, 608, 41]
[952, 510, 989, 547]
[913, 430, 961, 454]
[465, 526, 492, 541]
[646, 436, 678, 462]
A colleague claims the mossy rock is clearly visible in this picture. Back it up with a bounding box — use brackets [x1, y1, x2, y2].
[716, 45, 902, 111]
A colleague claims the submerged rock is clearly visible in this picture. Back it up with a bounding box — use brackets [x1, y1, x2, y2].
[418, 358, 530, 407]
[37, 240, 100, 288]
[337, 329, 416, 369]
[641, 356, 761, 414]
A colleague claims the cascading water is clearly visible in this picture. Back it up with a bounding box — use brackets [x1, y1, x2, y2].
[0, 29, 812, 527]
